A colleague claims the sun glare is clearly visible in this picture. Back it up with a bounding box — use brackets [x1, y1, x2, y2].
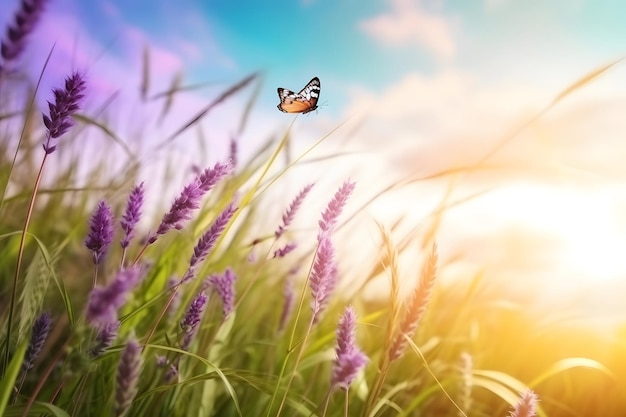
[497, 183, 626, 283]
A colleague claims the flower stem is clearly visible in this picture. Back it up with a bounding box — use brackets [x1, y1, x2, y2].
[4, 150, 49, 371]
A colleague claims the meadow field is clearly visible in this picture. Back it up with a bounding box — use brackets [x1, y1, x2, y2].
[1, 2, 625, 417]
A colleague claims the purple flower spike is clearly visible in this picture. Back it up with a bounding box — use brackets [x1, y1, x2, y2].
[149, 161, 232, 244]
[314, 263, 339, 324]
[114, 336, 142, 417]
[318, 180, 355, 236]
[275, 183, 314, 238]
[309, 234, 336, 317]
[152, 181, 202, 239]
[335, 306, 357, 358]
[85, 267, 142, 326]
[1, 0, 47, 65]
[42, 72, 86, 153]
[197, 160, 232, 192]
[273, 242, 297, 258]
[331, 349, 368, 391]
[182, 203, 237, 283]
[22, 312, 52, 372]
[90, 320, 120, 357]
[509, 390, 539, 417]
[180, 291, 208, 349]
[207, 268, 237, 318]
[120, 182, 145, 249]
[331, 306, 368, 390]
[85, 200, 114, 265]
[278, 275, 295, 333]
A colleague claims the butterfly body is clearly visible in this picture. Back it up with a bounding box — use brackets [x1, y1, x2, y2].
[277, 77, 320, 114]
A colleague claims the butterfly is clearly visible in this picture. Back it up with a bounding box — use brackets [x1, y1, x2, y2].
[276, 77, 321, 114]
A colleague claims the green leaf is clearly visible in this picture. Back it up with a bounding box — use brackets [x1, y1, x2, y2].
[0, 341, 27, 415]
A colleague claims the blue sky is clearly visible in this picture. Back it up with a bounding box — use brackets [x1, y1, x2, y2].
[3, 0, 626, 309]
[5, 0, 624, 114]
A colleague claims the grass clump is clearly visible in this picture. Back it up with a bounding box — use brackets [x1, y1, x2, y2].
[1, 2, 623, 417]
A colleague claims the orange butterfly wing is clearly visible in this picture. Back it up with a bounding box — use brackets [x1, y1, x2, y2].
[277, 77, 320, 114]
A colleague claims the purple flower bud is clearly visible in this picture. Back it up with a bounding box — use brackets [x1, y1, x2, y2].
[309, 234, 336, 317]
[318, 181, 355, 236]
[114, 336, 142, 417]
[197, 160, 232, 192]
[85, 267, 142, 326]
[331, 306, 368, 390]
[90, 321, 120, 357]
[85, 200, 114, 265]
[273, 242, 297, 258]
[1, 0, 47, 64]
[331, 349, 368, 391]
[335, 306, 357, 358]
[509, 390, 539, 417]
[164, 363, 178, 383]
[22, 312, 52, 372]
[182, 203, 237, 283]
[180, 291, 207, 349]
[275, 183, 314, 238]
[278, 275, 295, 333]
[149, 161, 232, 244]
[207, 268, 236, 318]
[42, 72, 86, 153]
[155, 355, 168, 367]
[120, 182, 144, 249]
[314, 263, 338, 324]
[388, 244, 437, 361]
[152, 181, 202, 239]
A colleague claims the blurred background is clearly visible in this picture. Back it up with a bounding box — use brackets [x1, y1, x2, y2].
[2, 0, 625, 414]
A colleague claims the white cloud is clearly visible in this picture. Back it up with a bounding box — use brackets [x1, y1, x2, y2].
[333, 68, 626, 308]
[359, 0, 457, 61]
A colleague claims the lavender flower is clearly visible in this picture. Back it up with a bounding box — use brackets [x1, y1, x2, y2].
[164, 363, 179, 383]
[275, 183, 314, 238]
[120, 182, 144, 249]
[1, 0, 47, 66]
[180, 291, 207, 349]
[278, 274, 295, 333]
[42, 72, 86, 153]
[85, 267, 142, 326]
[22, 312, 52, 372]
[207, 268, 236, 318]
[309, 234, 336, 317]
[307, 181, 354, 321]
[85, 200, 114, 265]
[197, 160, 232, 192]
[388, 244, 438, 361]
[155, 355, 169, 367]
[318, 181, 355, 236]
[331, 306, 368, 390]
[314, 262, 338, 324]
[335, 306, 357, 358]
[151, 182, 202, 240]
[273, 242, 297, 258]
[182, 203, 237, 283]
[149, 161, 232, 243]
[114, 336, 142, 417]
[509, 390, 539, 417]
[90, 321, 120, 357]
